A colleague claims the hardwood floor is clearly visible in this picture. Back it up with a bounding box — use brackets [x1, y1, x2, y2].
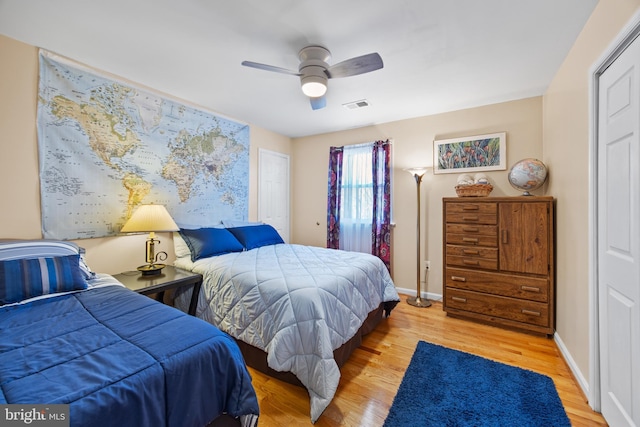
[247, 295, 608, 426]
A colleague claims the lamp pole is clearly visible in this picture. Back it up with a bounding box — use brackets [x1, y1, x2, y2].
[405, 168, 431, 308]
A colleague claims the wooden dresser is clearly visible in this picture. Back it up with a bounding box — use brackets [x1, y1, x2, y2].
[442, 196, 555, 335]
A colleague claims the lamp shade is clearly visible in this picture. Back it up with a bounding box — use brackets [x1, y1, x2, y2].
[404, 167, 431, 177]
[121, 204, 179, 233]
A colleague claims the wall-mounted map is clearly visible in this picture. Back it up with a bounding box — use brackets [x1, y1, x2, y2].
[37, 50, 249, 240]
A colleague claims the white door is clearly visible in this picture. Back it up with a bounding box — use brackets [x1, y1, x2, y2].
[258, 149, 290, 242]
[597, 33, 640, 427]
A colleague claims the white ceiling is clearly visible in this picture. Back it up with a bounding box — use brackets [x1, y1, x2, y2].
[0, 0, 598, 138]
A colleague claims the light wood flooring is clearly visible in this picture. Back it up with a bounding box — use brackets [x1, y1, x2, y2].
[247, 295, 608, 426]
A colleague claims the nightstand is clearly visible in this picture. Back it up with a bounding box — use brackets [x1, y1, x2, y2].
[113, 265, 203, 316]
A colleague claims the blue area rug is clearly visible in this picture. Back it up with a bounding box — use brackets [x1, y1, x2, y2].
[383, 341, 570, 427]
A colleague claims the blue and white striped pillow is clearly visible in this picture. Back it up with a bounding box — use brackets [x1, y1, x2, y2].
[0, 254, 88, 305]
[0, 239, 81, 259]
[0, 239, 95, 280]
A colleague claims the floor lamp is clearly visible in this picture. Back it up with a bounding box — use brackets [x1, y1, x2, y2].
[405, 167, 432, 308]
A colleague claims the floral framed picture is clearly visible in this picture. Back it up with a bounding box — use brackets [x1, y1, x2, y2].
[433, 132, 506, 174]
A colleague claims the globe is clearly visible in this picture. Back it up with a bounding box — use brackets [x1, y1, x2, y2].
[508, 158, 548, 195]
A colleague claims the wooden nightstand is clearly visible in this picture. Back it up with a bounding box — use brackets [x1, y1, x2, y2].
[113, 265, 203, 316]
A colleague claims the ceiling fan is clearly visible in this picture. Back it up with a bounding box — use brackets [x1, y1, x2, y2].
[241, 45, 383, 110]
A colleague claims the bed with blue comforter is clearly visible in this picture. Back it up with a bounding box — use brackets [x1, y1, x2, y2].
[0, 240, 259, 427]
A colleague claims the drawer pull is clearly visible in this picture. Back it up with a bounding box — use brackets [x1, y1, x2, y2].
[462, 205, 480, 211]
[521, 309, 541, 316]
[463, 215, 479, 221]
[451, 275, 467, 282]
[462, 227, 479, 232]
[463, 259, 480, 266]
[521, 285, 541, 293]
[452, 296, 467, 303]
[462, 249, 480, 255]
[502, 230, 509, 244]
[462, 237, 479, 243]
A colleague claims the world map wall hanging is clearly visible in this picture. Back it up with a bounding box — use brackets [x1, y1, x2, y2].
[37, 50, 250, 240]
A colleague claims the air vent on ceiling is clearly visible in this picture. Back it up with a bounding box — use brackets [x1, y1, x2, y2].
[342, 99, 370, 110]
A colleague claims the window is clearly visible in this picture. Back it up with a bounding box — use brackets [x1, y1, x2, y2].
[327, 140, 393, 270]
[341, 144, 374, 222]
[340, 144, 375, 252]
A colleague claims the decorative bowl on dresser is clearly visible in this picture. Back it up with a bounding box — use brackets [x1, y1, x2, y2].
[442, 196, 555, 335]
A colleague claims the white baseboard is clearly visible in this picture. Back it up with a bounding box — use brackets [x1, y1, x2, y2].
[395, 286, 443, 303]
[554, 331, 590, 398]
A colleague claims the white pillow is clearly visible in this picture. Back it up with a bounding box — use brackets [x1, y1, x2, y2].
[173, 232, 192, 259]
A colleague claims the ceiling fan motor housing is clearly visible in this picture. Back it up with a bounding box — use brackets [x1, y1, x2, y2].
[298, 45, 331, 67]
[298, 46, 331, 97]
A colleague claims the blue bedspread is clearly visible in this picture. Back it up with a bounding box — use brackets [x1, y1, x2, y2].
[0, 285, 259, 427]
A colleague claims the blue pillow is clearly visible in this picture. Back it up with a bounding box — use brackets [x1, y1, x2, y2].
[227, 224, 284, 250]
[0, 254, 88, 305]
[179, 227, 244, 261]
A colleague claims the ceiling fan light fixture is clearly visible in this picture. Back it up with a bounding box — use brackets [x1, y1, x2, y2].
[301, 75, 327, 97]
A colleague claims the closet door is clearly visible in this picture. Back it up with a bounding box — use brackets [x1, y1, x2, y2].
[258, 149, 290, 242]
[597, 30, 640, 427]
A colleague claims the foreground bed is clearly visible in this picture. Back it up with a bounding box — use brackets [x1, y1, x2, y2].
[0, 240, 259, 427]
[174, 224, 400, 423]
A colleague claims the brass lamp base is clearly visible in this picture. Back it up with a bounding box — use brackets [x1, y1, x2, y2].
[407, 296, 432, 308]
[137, 263, 166, 276]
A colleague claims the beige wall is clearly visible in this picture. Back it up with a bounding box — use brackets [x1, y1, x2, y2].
[291, 97, 544, 297]
[543, 0, 640, 387]
[0, 34, 291, 274]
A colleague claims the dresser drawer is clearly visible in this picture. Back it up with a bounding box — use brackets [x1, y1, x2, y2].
[446, 202, 497, 215]
[446, 245, 497, 259]
[446, 288, 549, 327]
[446, 212, 497, 225]
[446, 256, 497, 270]
[445, 267, 548, 302]
[446, 233, 497, 247]
[446, 223, 497, 236]
[446, 202, 497, 225]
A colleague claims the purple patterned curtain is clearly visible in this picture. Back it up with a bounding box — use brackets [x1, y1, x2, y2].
[371, 140, 392, 271]
[326, 146, 343, 249]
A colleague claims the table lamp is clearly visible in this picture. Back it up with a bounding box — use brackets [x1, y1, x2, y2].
[121, 203, 179, 275]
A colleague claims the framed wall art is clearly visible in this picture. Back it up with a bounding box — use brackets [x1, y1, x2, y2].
[433, 132, 506, 174]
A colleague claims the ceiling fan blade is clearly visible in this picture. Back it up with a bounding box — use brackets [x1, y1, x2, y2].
[326, 53, 383, 78]
[241, 61, 301, 76]
[310, 96, 327, 110]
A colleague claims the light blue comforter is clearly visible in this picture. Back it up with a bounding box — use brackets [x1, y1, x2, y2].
[175, 243, 399, 423]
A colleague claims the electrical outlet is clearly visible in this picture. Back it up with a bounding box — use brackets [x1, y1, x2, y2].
[422, 260, 431, 271]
